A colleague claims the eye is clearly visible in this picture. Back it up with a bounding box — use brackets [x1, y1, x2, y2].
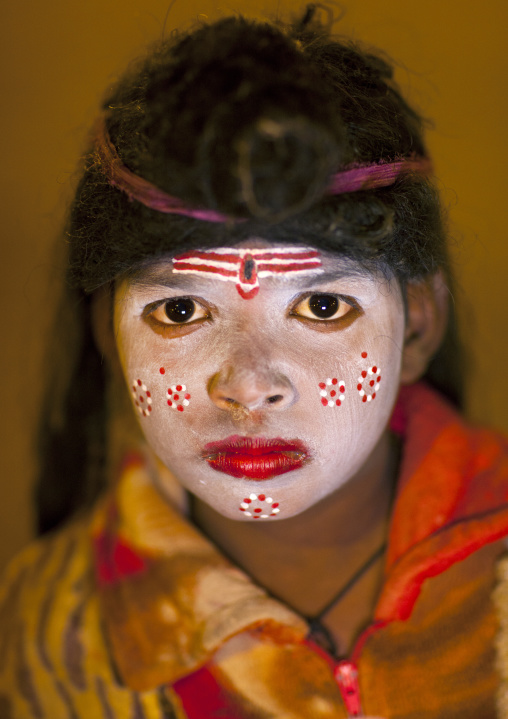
[291, 293, 356, 322]
[147, 297, 209, 326]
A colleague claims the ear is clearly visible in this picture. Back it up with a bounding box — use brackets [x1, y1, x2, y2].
[400, 271, 449, 385]
[90, 285, 122, 375]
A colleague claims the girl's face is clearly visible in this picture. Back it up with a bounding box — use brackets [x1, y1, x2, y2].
[114, 241, 406, 521]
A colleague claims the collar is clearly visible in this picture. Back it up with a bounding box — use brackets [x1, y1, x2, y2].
[91, 383, 508, 691]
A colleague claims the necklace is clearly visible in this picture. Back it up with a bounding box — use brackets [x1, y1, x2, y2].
[306, 542, 387, 658]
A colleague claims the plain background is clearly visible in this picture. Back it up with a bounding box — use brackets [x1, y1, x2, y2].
[1, 0, 507, 570]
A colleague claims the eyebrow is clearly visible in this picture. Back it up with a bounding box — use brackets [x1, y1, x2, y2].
[128, 264, 370, 291]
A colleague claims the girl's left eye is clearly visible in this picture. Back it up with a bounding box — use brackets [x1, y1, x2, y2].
[147, 297, 209, 325]
[291, 293, 356, 322]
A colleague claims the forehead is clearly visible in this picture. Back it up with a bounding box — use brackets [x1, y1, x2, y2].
[126, 240, 383, 292]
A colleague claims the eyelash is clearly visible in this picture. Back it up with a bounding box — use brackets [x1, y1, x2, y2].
[289, 293, 360, 324]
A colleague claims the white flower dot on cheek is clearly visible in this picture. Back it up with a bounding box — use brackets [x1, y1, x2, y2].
[238, 493, 281, 519]
[131, 379, 153, 418]
[318, 377, 346, 408]
[166, 384, 192, 412]
[356, 352, 382, 403]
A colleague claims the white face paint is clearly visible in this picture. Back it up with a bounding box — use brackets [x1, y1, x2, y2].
[114, 241, 406, 521]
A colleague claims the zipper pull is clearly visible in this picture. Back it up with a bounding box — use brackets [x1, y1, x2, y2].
[334, 659, 362, 717]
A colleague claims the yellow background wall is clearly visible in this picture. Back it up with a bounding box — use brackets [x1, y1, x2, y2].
[1, 0, 507, 569]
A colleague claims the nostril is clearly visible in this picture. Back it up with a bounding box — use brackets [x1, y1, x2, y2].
[267, 394, 284, 404]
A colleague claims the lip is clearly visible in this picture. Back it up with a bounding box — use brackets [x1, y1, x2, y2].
[202, 435, 309, 480]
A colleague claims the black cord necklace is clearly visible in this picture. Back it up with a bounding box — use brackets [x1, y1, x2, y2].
[306, 542, 387, 658]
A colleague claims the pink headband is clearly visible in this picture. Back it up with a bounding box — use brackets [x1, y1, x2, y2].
[94, 117, 432, 223]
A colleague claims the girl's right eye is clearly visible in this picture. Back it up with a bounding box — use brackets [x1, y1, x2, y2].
[146, 297, 209, 326]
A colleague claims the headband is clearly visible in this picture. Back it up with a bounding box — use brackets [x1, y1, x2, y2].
[94, 117, 432, 224]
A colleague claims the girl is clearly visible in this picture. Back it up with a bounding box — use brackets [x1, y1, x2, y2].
[1, 7, 507, 718]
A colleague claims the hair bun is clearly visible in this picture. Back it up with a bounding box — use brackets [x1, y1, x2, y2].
[200, 110, 341, 220]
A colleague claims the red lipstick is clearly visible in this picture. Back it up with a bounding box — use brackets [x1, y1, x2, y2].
[202, 435, 308, 480]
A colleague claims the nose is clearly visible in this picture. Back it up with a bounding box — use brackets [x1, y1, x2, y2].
[208, 359, 296, 414]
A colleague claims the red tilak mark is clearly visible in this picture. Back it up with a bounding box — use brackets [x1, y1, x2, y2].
[159, 367, 165, 375]
[172, 248, 323, 300]
[236, 284, 259, 299]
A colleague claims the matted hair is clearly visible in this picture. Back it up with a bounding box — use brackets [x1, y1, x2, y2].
[36, 6, 462, 534]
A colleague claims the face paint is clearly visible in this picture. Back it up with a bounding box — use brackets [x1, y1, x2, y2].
[319, 377, 346, 407]
[131, 379, 153, 417]
[172, 246, 323, 299]
[357, 353, 382, 403]
[167, 384, 191, 412]
[239, 493, 281, 518]
[115, 242, 405, 520]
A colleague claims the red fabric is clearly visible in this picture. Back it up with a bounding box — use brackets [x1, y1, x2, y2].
[379, 383, 508, 621]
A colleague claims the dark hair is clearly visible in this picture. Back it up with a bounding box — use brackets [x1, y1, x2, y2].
[36, 7, 462, 534]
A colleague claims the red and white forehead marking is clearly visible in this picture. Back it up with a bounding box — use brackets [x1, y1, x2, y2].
[166, 384, 191, 412]
[239, 493, 280, 518]
[172, 246, 323, 299]
[319, 377, 346, 407]
[131, 379, 152, 417]
[357, 352, 382, 403]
